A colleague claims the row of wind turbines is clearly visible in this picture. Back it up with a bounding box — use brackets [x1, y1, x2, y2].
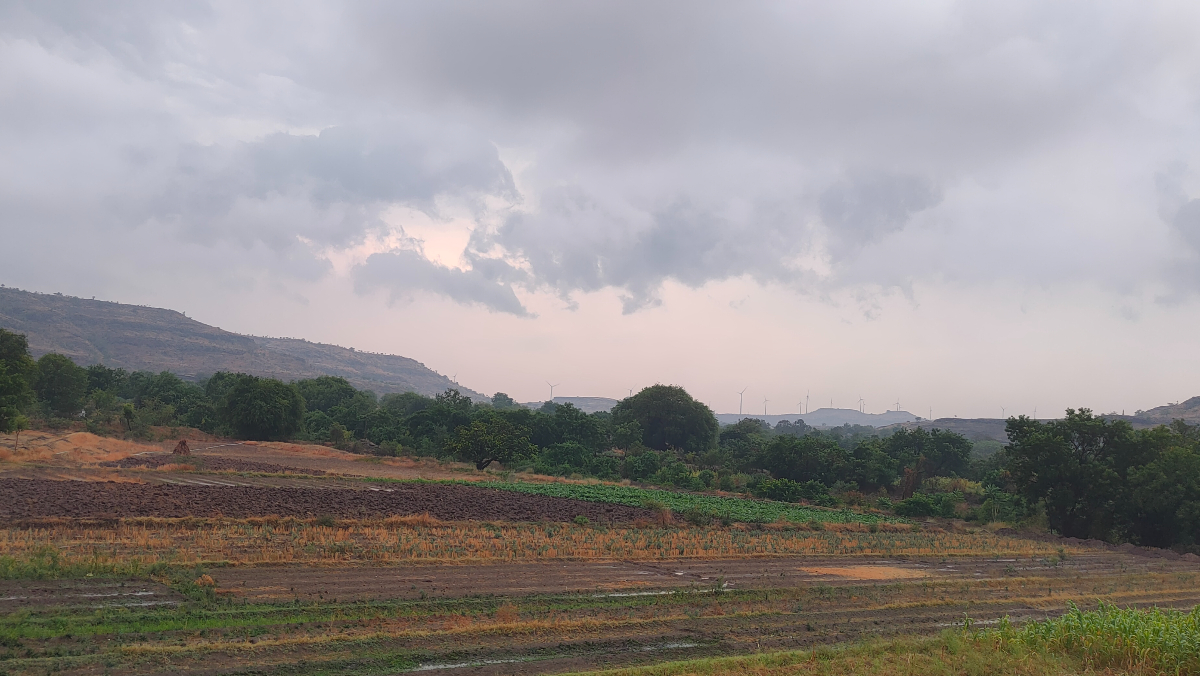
[734, 388, 902, 417]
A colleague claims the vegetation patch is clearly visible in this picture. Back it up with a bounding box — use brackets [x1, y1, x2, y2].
[470, 480, 897, 525]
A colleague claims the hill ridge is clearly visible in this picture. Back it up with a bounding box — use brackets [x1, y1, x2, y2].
[0, 286, 483, 399]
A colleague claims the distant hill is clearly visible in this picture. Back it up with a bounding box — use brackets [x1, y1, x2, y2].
[522, 397, 621, 413]
[0, 287, 483, 399]
[879, 418, 1010, 442]
[715, 408, 917, 428]
[1130, 397, 1200, 424]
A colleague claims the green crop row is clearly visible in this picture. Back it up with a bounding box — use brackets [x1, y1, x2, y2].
[991, 601, 1200, 675]
[472, 480, 894, 525]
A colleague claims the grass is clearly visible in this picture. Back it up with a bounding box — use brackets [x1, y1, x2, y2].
[563, 603, 1200, 676]
[0, 518, 1072, 569]
[362, 477, 898, 525]
[560, 635, 1094, 676]
[994, 601, 1200, 674]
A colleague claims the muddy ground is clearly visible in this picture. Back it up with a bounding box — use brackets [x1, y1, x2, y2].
[209, 551, 1200, 602]
[100, 453, 328, 475]
[0, 478, 654, 523]
[4, 551, 1198, 676]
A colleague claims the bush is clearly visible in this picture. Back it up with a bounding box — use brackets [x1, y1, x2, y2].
[625, 449, 662, 481]
[754, 478, 834, 506]
[895, 492, 963, 518]
[681, 506, 716, 526]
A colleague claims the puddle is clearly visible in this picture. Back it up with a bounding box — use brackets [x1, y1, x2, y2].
[405, 642, 700, 672]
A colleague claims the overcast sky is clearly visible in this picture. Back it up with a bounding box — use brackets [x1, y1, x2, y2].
[3, 1, 1200, 417]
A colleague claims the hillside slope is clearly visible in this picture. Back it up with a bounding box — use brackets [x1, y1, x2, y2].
[0, 287, 481, 398]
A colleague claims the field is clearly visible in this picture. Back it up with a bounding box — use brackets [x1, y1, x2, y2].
[1, 430, 1199, 675]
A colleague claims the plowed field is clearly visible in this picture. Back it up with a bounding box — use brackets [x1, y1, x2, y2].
[0, 478, 654, 522]
[100, 453, 327, 475]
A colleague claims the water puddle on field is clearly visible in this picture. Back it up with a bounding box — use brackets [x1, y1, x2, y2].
[404, 642, 701, 673]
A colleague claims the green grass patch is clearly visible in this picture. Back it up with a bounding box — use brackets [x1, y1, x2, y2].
[475, 480, 893, 525]
[994, 601, 1200, 674]
[361, 476, 894, 525]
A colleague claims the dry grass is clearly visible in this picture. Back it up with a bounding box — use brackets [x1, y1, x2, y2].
[0, 518, 1082, 569]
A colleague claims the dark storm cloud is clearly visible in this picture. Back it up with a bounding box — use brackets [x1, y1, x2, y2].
[1, 1, 1199, 314]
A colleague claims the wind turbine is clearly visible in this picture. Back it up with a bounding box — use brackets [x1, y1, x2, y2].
[763, 396, 769, 416]
[806, 391, 810, 414]
[546, 381, 560, 403]
[858, 397, 865, 413]
[1001, 406, 1006, 419]
[736, 387, 748, 416]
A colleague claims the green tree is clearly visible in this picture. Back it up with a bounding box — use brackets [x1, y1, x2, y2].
[0, 329, 35, 433]
[491, 392, 518, 410]
[217, 375, 306, 441]
[1005, 410, 1141, 539]
[85, 364, 128, 394]
[757, 434, 851, 485]
[446, 414, 536, 469]
[612, 384, 718, 455]
[295, 376, 358, 413]
[34, 353, 89, 417]
[882, 427, 972, 478]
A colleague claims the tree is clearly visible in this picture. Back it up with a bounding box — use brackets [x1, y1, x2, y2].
[11, 414, 28, 448]
[446, 414, 536, 470]
[757, 434, 851, 485]
[491, 392, 518, 410]
[217, 375, 306, 441]
[0, 330, 35, 433]
[85, 364, 128, 394]
[882, 427, 972, 478]
[1005, 410, 1137, 539]
[611, 385, 718, 455]
[34, 353, 89, 417]
[295, 376, 357, 413]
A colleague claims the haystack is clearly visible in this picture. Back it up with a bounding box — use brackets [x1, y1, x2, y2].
[173, 439, 191, 456]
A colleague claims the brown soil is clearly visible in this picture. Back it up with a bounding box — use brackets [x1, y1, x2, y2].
[99, 453, 327, 475]
[209, 551, 1200, 602]
[0, 478, 653, 523]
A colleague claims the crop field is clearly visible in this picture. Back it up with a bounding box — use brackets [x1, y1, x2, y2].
[2, 443, 1199, 675]
[466, 480, 894, 525]
[0, 518, 1075, 571]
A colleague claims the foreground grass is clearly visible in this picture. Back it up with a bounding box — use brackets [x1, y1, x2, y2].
[567, 604, 1200, 676]
[564, 635, 1089, 676]
[996, 602, 1200, 674]
[0, 518, 1073, 569]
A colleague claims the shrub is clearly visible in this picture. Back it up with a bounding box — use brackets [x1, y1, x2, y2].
[754, 478, 834, 506]
[896, 492, 963, 518]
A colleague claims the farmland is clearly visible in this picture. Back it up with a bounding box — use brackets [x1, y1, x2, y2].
[1, 434, 1199, 675]
[468, 480, 894, 525]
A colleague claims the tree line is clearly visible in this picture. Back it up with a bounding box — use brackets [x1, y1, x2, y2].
[2, 327, 1198, 550]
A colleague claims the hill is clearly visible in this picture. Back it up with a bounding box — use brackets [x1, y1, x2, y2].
[715, 408, 917, 428]
[1131, 396, 1200, 424]
[0, 287, 482, 399]
[521, 397, 621, 413]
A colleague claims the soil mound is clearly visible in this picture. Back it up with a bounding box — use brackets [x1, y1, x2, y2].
[100, 454, 326, 475]
[0, 478, 654, 523]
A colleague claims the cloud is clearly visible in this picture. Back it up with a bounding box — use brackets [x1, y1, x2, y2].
[2, 0, 1200, 319]
[354, 249, 528, 316]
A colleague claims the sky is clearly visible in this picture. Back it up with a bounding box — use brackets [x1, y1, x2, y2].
[2, 1, 1200, 418]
